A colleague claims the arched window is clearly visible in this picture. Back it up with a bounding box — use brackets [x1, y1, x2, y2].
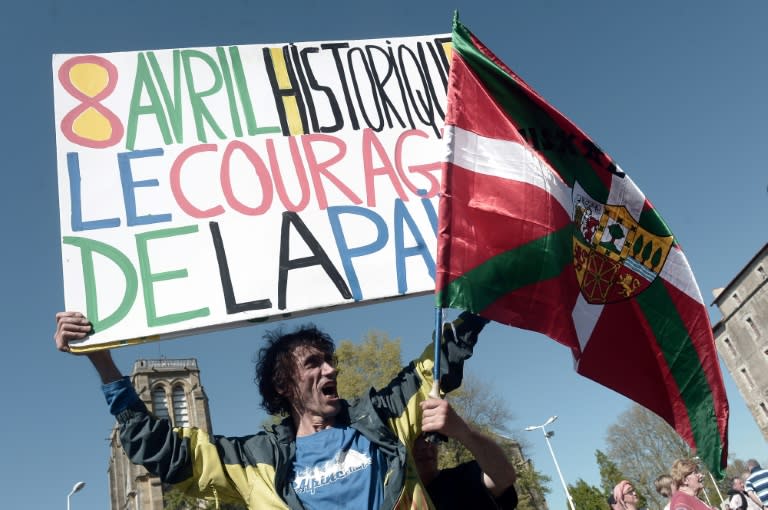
[172, 385, 190, 427]
[152, 386, 169, 418]
[723, 337, 736, 357]
[746, 317, 760, 338]
[740, 367, 755, 388]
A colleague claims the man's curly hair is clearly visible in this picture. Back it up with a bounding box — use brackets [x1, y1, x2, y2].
[254, 324, 335, 416]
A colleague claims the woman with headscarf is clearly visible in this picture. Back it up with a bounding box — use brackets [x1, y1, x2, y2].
[613, 480, 641, 510]
[669, 459, 716, 510]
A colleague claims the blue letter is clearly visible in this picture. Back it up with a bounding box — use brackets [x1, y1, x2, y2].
[68, 152, 121, 231]
[118, 148, 173, 226]
[327, 206, 388, 301]
[393, 199, 435, 294]
[418, 189, 438, 234]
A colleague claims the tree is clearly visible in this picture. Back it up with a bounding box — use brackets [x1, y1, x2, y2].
[568, 479, 607, 510]
[163, 488, 204, 510]
[335, 330, 402, 397]
[595, 449, 652, 507]
[726, 457, 750, 481]
[514, 455, 552, 510]
[596, 449, 625, 497]
[446, 373, 515, 431]
[605, 404, 691, 510]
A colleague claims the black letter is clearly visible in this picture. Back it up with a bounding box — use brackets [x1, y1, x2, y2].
[263, 46, 309, 136]
[278, 212, 352, 309]
[209, 221, 272, 313]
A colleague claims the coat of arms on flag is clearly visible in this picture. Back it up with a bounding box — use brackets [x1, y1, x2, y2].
[572, 182, 674, 304]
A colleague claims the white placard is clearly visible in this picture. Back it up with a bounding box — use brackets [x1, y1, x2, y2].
[53, 34, 452, 349]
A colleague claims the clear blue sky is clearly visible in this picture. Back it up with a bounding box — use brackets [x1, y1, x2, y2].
[1, 2, 766, 509]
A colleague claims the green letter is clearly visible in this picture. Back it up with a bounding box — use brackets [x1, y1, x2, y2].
[182, 50, 226, 143]
[146, 50, 184, 144]
[135, 225, 210, 327]
[63, 236, 138, 333]
[126, 52, 173, 150]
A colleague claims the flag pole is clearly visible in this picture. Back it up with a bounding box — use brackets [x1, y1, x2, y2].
[424, 306, 445, 444]
[427, 15, 454, 439]
[430, 306, 443, 399]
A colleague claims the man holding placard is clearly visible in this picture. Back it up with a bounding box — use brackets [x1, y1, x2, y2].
[54, 310, 489, 509]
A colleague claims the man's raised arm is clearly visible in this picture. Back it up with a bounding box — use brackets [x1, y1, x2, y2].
[420, 398, 517, 497]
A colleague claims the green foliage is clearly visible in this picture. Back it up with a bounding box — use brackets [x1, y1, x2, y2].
[594, 450, 652, 509]
[568, 479, 607, 510]
[514, 457, 552, 510]
[163, 486, 247, 510]
[335, 330, 402, 398]
[163, 488, 200, 510]
[220, 503, 248, 509]
[596, 449, 624, 496]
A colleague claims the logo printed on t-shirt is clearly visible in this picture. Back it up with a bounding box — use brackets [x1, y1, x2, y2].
[293, 449, 372, 495]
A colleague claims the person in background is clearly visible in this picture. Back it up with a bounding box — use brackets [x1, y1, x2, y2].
[669, 459, 716, 510]
[655, 473, 677, 510]
[728, 476, 762, 510]
[412, 398, 517, 509]
[745, 460, 768, 509]
[613, 480, 642, 510]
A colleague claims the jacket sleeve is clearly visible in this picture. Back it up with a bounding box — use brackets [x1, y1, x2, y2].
[370, 311, 489, 441]
[104, 378, 263, 506]
[435, 311, 489, 393]
[102, 377, 198, 485]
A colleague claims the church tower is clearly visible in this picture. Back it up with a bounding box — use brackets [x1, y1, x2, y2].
[108, 358, 212, 510]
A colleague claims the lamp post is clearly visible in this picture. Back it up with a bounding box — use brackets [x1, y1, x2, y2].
[67, 481, 85, 510]
[525, 416, 576, 510]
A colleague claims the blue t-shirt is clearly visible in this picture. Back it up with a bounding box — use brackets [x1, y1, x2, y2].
[291, 425, 385, 510]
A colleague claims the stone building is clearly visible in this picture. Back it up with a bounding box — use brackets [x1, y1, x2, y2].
[712, 243, 768, 441]
[108, 358, 211, 510]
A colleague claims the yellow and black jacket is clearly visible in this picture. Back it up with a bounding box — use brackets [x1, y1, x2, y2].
[104, 312, 487, 509]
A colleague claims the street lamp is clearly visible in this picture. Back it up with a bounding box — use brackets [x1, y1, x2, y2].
[525, 416, 576, 510]
[67, 481, 86, 510]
